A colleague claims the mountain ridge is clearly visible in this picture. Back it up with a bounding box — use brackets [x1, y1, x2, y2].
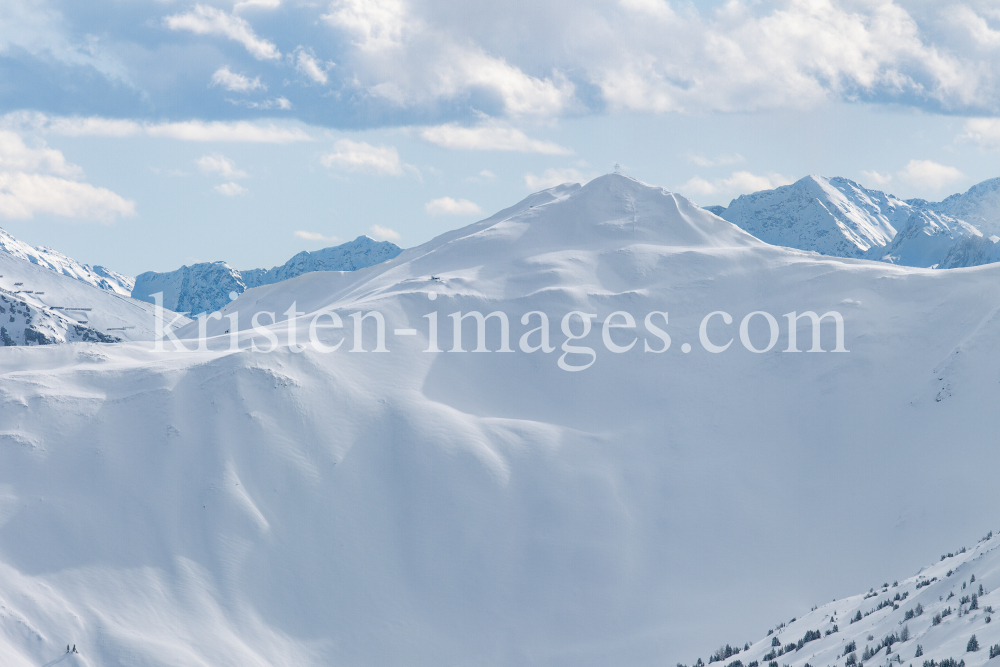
[132, 235, 402, 314]
[715, 176, 997, 268]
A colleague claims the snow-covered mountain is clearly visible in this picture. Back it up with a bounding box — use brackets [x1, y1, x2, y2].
[131, 260, 246, 316]
[878, 210, 982, 267]
[0, 227, 134, 295]
[719, 176, 908, 259]
[242, 235, 402, 288]
[925, 178, 1000, 237]
[0, 290, 120, 345]
[690, 531, 1000, 667]
[0, 251, 188, 344]
[939, 235, 1000, 269]
[714, 177, 988, 268]
[3, 175, 1000, 666]
[132, 235, 402, 314]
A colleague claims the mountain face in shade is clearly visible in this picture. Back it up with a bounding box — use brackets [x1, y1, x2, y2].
[132, 236, 402, 314]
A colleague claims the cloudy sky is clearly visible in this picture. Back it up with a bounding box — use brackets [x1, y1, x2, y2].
[2, 0, 1000, 274]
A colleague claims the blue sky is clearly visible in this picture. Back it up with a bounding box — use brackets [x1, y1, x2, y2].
[2, 0, 1000, 275]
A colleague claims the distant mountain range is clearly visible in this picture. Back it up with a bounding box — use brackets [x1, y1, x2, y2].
[130, 236, 403, 315]
[712, 176, 1000, 269]
[0, 228, 402, 344]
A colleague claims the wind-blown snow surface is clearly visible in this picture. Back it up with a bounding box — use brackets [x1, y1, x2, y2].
[0, 228, 134, 295]
[133, 236, 402, 315]
[2, 175, 1000, 666]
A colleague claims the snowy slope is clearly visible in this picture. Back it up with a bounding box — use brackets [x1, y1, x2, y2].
[3, 175, 1000, 666]
[133, 236, 402, 315]
[0, 228, 134, 295]
[691, 532, 1000, 667]
[0, 252, 189, 343]
[720, 176, 908, 259]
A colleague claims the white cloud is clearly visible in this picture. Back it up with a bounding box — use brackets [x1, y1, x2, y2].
[165, 5, 281, 60]
[598, 0, 976, 113]
[214, 182, 248, 196]
[425, 197, 483, 216]
[3, 113, 313, 143]
[320, 139, 405, 175]
[687, 152, 744, 167]
[323, 0, 575, 117]
[0, 131, 134, 221]
[677, 171, 793, 198]
[946, 5, 1000, 49]
[860, 170, 894, 187]
[227, 97, 293, 110]
[897, 159, 963, 191]
[677, 176, 716, 197]
[316, 0, 1000, 118]
[323, 0, 406, 52]
[419, 122, 570, 154]
[144, 120, 306, 142]
[0, 131, 80, 177]
[294, 47, 334, 85]
[211, 66, 266, 92]
[465, 169, 497, 183]
[369, 224, 400, 241]
[524, 168, 595, 191]
[196, 154, 247, 178]
[234, 0, 281, 11]
[295, 230, 340, 242]
[0, 172, 135, 221]
[958, 118, 1000, 148]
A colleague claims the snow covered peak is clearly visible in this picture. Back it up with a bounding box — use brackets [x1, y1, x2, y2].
[0, 227, 134, 295]
[927, 177, 1000, 237]
[721, 175, 910, 259]
[460, 173, 763, 254]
